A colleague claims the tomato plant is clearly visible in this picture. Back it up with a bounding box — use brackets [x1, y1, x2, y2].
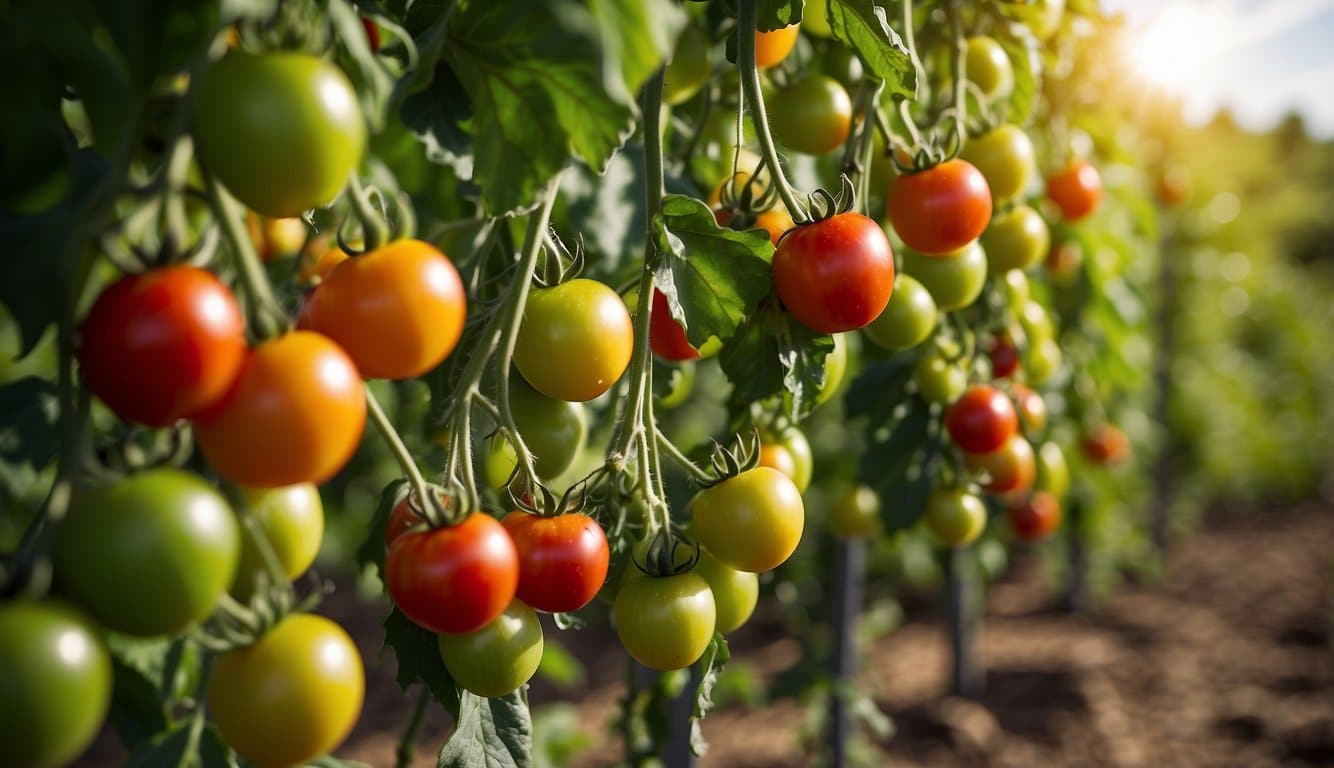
[913, 348, 969, 405]
[209, 614, 364, 768]
[965, 36, 1013, 98]
[1008, 491, 1062, 540]
[385, 512, 519, 634]
[79, 266, 246, 427]
[502, 510, 609, 614]
[755, 24, 800, 69]
[773, 212, 895, 333]
[438, 600, 544, 697]
[887, 159, 993, 255]
[514, 278, 634, 402]
[1082, 423, 1132, 466]
[692, 467, 805, 573]
[507, 381, 588, 480]
[55, 469, 239, 637]
[663, 24, 712, 105]
[759, 427, 813, 493]
[828, 484, 882, 538]
[964, 435, 1036, 494]
[980, 204, 1050, 273]
[614, 571, 716, 671]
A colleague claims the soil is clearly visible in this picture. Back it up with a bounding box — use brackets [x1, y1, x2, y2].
[86, 501, 1334, 767]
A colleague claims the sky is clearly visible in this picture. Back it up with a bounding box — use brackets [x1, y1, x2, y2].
[1104, 0, 1334, 137]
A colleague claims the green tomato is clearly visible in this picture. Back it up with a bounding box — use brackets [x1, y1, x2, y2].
[759, 427, 814, 493]
[965, 37, 1013, 99]
[1004, 268, 1031, 311]
[484, 435, 520, 491]
[913, 349, 968, 405]
[803, 0, 833, 37]
[817, 332, 849, 406]
[55, 469, 240, 636]
[438, 600, 544, 697]
[820, 43, 865, 89]
[982, 205, 1050, 273]
[233, 484, 324, 600]
[864, 274, 938, 350]
[663, 25, 713, 105]
[1035, 441, 1070, 499]
[510, 381, 588, 479]
[1019, 299, 1055, 342]
[769, 74, 854, 156]
[923, 488, 987, 546]
[961, 124, 1035, 203]
[0, 602, 112, 768]
[903, 242, 988, 312]
[828, 485, 882, 539]
[1026, 337, 1063, 386]
[192, 51, 365, 218]
[693, 550, 759, 634]
[692, 467, 805, 573]
[614, 572, 716, 671]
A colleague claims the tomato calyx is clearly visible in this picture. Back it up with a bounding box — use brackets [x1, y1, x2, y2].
[633, 527, 701, 579]
[797, 174, 858, 227]
[337, 176, 410, 255]
[698, 430, 763, 489]
[507, 473, 589, 520]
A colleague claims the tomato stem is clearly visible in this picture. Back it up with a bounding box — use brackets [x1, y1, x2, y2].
[345, 174, 392, 252]
[394, 686, 431, 768]
[947, 0, 968, 154]
[736, 0, 810, 222]
[202, 170, 288, 340]
[365, 383, 435, 524]
[653, 426, 713, 485]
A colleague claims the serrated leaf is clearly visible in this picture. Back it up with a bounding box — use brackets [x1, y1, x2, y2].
[0, 376, 59, 470]
[559, 143, 646, 275]
[720, 305, 833, 421]
[399, 60, 475, 179]
[653, 194, 773, 349]
[382, 607, 461, 711]
[438, 690, 534, 768]
[354, 479, 409, 575]
[689, 633, 731, 756]
[827, 0, 915, 98]
[441, 0, 639, 214]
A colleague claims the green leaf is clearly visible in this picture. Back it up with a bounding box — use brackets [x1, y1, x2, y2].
[653, 194, 773, 349]
[438, 690, 534, 768]
[757, 0, 803, 30]
[995, 21, 1041, 126]
[440, 1, 643, 214]
[382, 607, 461, 711]
[689, 633, 731, 756]
[330, 0, 397, 132]
[719, 304, 833, 421]
[0, 376, 59, 471]
[399, 60, 475, 179]
[198, 725, 241, 768]
[827, 0, 915, 98]
[123, 721, 192, 768]
[354, 479, 409, 575]
[559, 143, 646, 276]
[588, 0, 687, 105]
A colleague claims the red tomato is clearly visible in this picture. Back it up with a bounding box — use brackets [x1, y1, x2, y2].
[298, 239, 466, 380]
[1046, 161, 1102, 221]
[79, 266, 246, 427]
[1082, 423, 1131, 465]
[1010, 383, 1048, 433]
[502, 511, 609, 614]
[887, 159, 993, 255]
[194, 332, 366, 488]
[988, 336, 1020, 379]
[385, 513, 518, 634]
[945, 385, 1018, 454]
[1008, 491, 1061, 540]
[964, 435, 1036, 494]
[383, 497, 425, 546]
[772, 212, 895, 333]
[649, 289, 699, 362]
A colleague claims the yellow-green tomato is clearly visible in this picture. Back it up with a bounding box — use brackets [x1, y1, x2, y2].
[864, 274, 938, 350]
[803, 0, 833, 37]
[509, 381, 588, 479]
[1026, 337, 1063, 386]
[438, 600, 544, 698]
[961, 124, 1036, 203]
[1035, 441, 1070, 499]
[514, 279, 634, 402]
[982, 205, 1050, 273]
[829, 485, 882, 538]
[658, 362, 696, 409]
[923, 488, 987, 546]
[1019, 299, 1055, 342]
[965, 37, 1013, 99]
[232, 483, 324, 600]
[903, 242, 987, 312]
[692, 467, 805, 573]
[614, 572, 716, 671]
[1004, 269, 1030, 310]
[693, 550, 759, 634]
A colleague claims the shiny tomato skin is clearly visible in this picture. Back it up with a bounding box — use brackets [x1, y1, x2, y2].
[1046, 160, 1103, 221]
[299, 239, 466, 380]
[924, 488, 987, 546]
[693, 550, 758, 634]
[649, 288, 700, 361]
[1035, 441, 1070, 498]
[864, 274, 937, 350]
[964, 435, 1036, 494]
[1011, 384, 1048, 433]
[981, 204, 1050, 273]
[502, 511, 610, 614]
[903, 242, 988, 312]
[769, 74, 854, 155]
[965, 37, 1014, 99]
[887, 159, 993, 255]
[79, 266, 246, 427]
[514, 279, 634, 402]
[209, 614, 364, 768]
[232, 483, 324, 600]
[755, 24, 800, 69]
[773, 212, 895, 333]
[945, 385, 1019, 454]
[1008, 491, 1062, 540]
[0, 601, 112, 768]
[961, 124, 1034, 202]
[385, 513, 519, 634]
[692, 467, 805, 573]
[614, 572, 716, 670]
[913, 349, 968, 405]
[384, 496, 425, 546]
[438, 600, 544, 697]
[194, 331, 367, 488]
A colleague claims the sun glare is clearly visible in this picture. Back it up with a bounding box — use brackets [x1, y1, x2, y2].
[1128, 5, 1227, 93]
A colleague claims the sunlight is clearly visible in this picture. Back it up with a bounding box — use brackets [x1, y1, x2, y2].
[1127, 5, 1230, 93]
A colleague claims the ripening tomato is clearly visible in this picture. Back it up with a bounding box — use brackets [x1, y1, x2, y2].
[299, 236, 352, 284]
[502, 511, 609, 614]
[515, 279, 634, 402]
[384, 495, 425, 546]
[507, 381, 588, 480]
[1019, 299, 1055, 343]
[231, 483, 324, 600]
[1046, 240, 1083, 285]
[965, 37, 1014, 99]
[1011, 384, 1048, 433]
[803, 0, 833, 37]
[1004, 268, 1031, 310]
[946, 385, 1018, 454]
[1025, 336, 1063, 386]
[692, 467, 805, 573]
[923, 488, 987, 546]
[194, 332, 367, 488]
[1046, 160, 1103, 221]
[1008, 491, 1061, 540]
[773, 212, 895, 333]
[769, 74, 854, 155]
[438, 600, 544, 697]
[864, 274, 938, 350]
[961, 124, 1034, 202]
[828, 484, 882, 538]
[209, 614, 363, 768]
[79, 266, 246, 427]
[964, 435, 1036, 494]
[988, 335, 1020, 379]
[1157, 166, 1191, 207]
[663, 25, 712, 105]
[981, 204, 1050, 273]
[715, 206, 795, 245]
[650, 288, 700, 362]
[247, 213, 309, 262]
[1082, 423, 1131, 466]
[758, 427, 813, 493]
[903, 241, 987, 312]
[298, 239, 466, 380]
[913, 348, 968, 405]
[385, 513, 519, 634]
[0, 601, 112, 768]
[755, 24, 800, 69]
[192, 51, 365, 218]
[55, 469, 239, 637]
[693, 549, 759, 634]
[1035, 441, 1070, 498]
[614, 572, 716, 670]
[888, 159, 993, 255]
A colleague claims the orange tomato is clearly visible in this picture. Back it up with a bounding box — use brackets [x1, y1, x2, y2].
[755, 24, 800, 69]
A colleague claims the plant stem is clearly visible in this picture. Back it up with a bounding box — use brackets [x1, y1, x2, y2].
[346, 174, 391, 252]
[183, 652, 217, 767]
[653, 426, 713, 485]
[365, 384, 435, 524]
[947, 0, 968, 152]
[855, 80, 885, 212]
[394, 686, 432, 768]
[737, 0, 809, 221]
[202, 171, 287, 340]
[902, 0, 926, 88]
